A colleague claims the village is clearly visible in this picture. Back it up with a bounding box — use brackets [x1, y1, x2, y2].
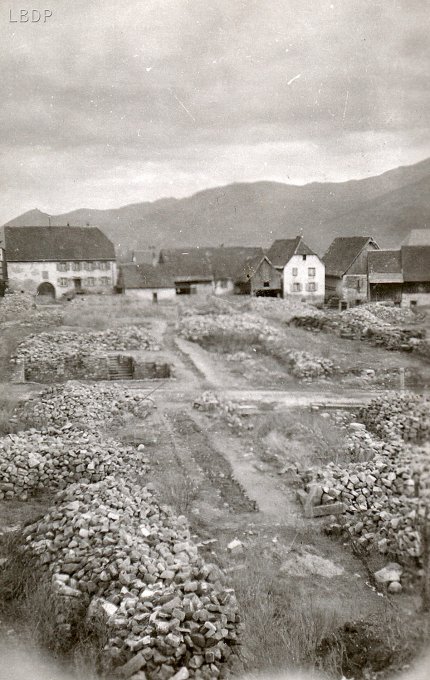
[0, 222, 429, 680]
[1, 225, 430, 308]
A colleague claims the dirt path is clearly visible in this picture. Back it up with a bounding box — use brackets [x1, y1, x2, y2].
[204, 425, 297, 523]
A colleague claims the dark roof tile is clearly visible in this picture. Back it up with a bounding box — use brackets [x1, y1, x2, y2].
[266, 236, 315, 267]
[4, 226, 115, 261]
[158, 246, 264, 281]
[120, 263, 175, 289]
[401, 246, 430, 282]
[323, 236, 377, 276]
[368, 250, 402, 275]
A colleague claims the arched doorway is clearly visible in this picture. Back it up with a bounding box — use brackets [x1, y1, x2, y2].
[37, 282, 56, 300]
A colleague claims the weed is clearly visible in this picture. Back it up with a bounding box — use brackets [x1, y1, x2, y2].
[228, 553, 344, 677]
[157, 469, 200, 515]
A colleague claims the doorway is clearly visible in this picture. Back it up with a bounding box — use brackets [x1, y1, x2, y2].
[37, 282, 55, 300]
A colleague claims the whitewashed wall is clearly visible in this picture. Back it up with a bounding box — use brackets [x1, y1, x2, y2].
[124, 288, 176, 301]
[214, 279, 234, 295]
[7, 261, 117, 298]
[282, 254, 325, 303]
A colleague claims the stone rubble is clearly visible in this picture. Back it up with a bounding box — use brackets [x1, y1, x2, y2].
[0, 428, 147, 500]
[12, 326, 160, 364]
[301, 393, 430, 567]
[20, 477, 241, 678]
[193, 392, 252, 431]
[290, 303, 428, 355]
[0, 292, 63, 325]
[12, 381, 154, 431]
[356, 392, 430, 444]
[1, 373, 242, 677]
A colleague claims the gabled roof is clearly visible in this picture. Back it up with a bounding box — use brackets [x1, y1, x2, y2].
[401, 246, 430, 282]
[368, 250, 403, 283]
[402, 229, 430, 246]
[4, 226, 115, 262]
[158, 246, 264, 282]
[248, 254, 278, 281]
[119, 263, 175, 289]
[266, 236, 315, 268]
[323, 236, 378, 277]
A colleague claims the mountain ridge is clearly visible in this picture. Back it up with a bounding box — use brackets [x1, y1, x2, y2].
[4, 157, 430, 258]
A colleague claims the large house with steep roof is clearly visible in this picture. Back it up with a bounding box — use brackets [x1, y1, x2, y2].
[323, 236, 380, 306]
[266, 236, 325, 302]
[3, 226, 117, 299]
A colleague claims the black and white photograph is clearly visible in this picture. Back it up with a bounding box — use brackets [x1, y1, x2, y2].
[0, 2, 429, 679]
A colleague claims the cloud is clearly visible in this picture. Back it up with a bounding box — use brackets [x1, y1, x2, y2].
[0, 0, 429, 222]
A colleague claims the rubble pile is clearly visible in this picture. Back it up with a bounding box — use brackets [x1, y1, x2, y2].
[13, 326, 159, 363]
[290, 303, 427, 354]
[194, 392, 251, 431]
[281, 348, 334, 379]
[0, 428, 146, 501]
[179, 313, 335, 379]
[0, 293, 63, 325]
[21, 477, 241, 678]
[13, 381, 153, 431]
[178, 312, 280, 344]
[357, 393, 430, 444]
[306, 444, 427, 563]
[302, 394, 430, 566]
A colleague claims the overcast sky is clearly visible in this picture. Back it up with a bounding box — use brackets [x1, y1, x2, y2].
[0, 0, 429, 223]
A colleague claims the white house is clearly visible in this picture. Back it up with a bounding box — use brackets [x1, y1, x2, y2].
[266, 236, 325, 303]
[3, 226, 117, 299]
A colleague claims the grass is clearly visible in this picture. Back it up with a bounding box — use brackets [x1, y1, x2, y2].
[0, 531, 109, 678]
[256, 409, 350, 472]
[62, 296, 171, 329]
[227, 552, 345, 677]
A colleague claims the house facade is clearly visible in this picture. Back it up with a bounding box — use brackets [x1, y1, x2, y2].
[368, 245, 430, 307]
[266, 236, 325, 303]
[158, 246, 264, 295]
[368, 250, 403, 304]
[323, 236, 379, 306]
[118, 263, 176, 302]
[4, 226, 116, 299]
[249, 255, 282, 296]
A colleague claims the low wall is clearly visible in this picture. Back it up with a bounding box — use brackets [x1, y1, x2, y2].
[24, 355, 111, 382]
[134, 360, 171, 379]
[23, 355, 172, 382]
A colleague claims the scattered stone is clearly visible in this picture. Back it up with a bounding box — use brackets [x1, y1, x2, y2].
[374, 563, 402, 585]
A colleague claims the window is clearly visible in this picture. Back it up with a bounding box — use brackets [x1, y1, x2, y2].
[86, 277, 95, 287]
[308, 267, 316, 278]
[263, 281, 270, 288]
[72, 262, 81, 271]
[82, 262, 91, 271]
[292, 267, 298, 277]
[57, 262, 68, 272]
[42, 271, 49, 280]
[302, 255, 307, 261]
[292, 282, 302, 292]
[100, 262, 110, 271]
[92, 261, 100, 270]
[307, 282, 317, 292]
[58, 278, 69, 287]
[100, 277, 110, 286]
